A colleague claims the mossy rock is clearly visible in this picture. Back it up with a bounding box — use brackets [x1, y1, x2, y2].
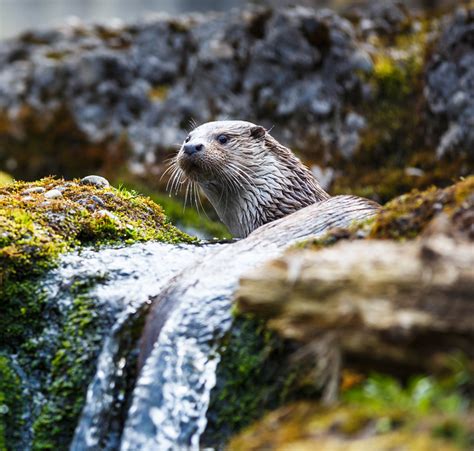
[304, 176, 474, 251]
[203, 316, 323, 448]
[0, 356, 24, 450]
[0, 176, 196, 450]
[0, 176, 196, 280]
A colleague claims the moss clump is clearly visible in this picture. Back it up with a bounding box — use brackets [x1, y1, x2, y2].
[369, 176, 474, 240]
[0, 356, 24, 450]
[0, 172, 13, 187]
[203, 316, 320, 448]
[229, 372, 473, 450]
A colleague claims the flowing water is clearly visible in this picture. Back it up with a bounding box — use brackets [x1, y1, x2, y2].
[69, 196, 376, 450]
[11, 197, 376, 450]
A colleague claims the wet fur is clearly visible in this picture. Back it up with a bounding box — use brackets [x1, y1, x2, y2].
[167, 120, 329, 238]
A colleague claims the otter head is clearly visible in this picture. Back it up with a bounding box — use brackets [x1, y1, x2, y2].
[169, 120, 329, 238]
[176, 120, 265, 185]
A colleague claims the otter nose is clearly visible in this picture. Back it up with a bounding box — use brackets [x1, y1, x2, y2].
[183, 143, 204, 156]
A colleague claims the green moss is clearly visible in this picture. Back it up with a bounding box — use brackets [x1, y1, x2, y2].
[203, 316, 319, 447]
[0, 356, 24, 450]
[114, 179, 231, 239]
[0, 172, 12, 187]
[0, 177, 197, 449]
[329, 17, 473, 203]
[369, 176, 474, 240]
[342, 373, 467, 417]
[0, 176, 196, 280]
[229, 369, 473, 450]
[31, 276, 113, 450]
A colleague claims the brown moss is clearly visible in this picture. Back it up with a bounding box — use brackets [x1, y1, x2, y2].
[0, 106, 129, 181]
[369, 176, 474, 240]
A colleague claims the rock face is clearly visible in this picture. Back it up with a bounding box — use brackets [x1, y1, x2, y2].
[0, 4, 472, 200]
[425, 7, 474, 158]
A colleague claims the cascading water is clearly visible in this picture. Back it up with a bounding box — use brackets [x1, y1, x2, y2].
[24, 196, 375, 451]
[80, 197, 375, 451]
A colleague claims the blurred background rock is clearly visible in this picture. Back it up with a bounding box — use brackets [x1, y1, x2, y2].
[0, 0, 472, 235]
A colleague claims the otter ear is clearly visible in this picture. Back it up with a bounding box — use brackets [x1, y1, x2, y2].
[250, 125, 266, 139]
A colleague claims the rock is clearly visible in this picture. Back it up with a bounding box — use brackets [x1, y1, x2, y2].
[44, 189, 63, 199]
[80, 175, 110, 188]
[22, 186, 46, 194]
[425, 7, 474, 157]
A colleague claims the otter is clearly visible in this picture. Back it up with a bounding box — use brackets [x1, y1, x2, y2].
[167, 120, 333, 237]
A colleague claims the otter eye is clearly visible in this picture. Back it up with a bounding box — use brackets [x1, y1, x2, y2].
[185, 135, 190, 143]
[217, 134, 229, 145]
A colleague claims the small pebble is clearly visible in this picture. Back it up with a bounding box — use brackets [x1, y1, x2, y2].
[22, 186, 46, 195]
[22, 195, 34, 202]
[97, 209, 119, 222]
[91, 195, 105, 207]
[44, 189, 63, 199]
[80, 175, 110, 188]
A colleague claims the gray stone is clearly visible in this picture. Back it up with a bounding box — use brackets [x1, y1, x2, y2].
[80, 175, 110, 188]
[22, 186, 46, 195]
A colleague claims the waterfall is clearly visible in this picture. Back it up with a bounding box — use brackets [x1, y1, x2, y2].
[67, 196, 376, 450]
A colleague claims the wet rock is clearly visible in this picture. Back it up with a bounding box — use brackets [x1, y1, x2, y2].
[80, 175, 110, 188]
[0, 4, 471, 201]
